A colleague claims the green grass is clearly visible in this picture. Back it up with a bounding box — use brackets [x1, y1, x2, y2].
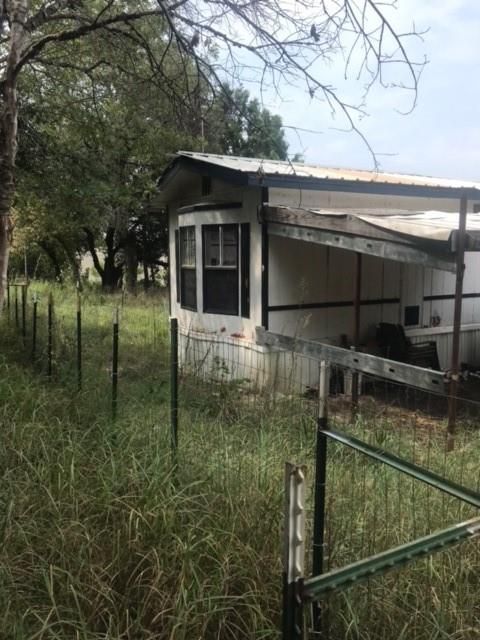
[1, 283, 480, 639]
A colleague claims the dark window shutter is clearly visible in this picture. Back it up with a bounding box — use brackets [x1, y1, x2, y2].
[241, 223, 250, 318]
[175, 230, 180, 303]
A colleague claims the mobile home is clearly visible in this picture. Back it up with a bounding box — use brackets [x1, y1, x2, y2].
[158, 151, 480, 389]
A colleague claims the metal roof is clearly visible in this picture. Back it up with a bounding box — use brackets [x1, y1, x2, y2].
[160, 151, 480, 197]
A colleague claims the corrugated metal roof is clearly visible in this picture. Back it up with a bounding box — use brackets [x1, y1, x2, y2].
[174, 151, 480, 191]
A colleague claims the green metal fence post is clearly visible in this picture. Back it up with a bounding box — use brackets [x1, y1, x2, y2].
[111, 307, 119, 421]
[312, 361, 330, 636]
[21, 284, 27, 343]
[170, 317, 178, 465]
[14, 285, 18, 329]
[76, 292, 82, 391]
[47, 292, 53, 379]
[31, 293, 38, 362]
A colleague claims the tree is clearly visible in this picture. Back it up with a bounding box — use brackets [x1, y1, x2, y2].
[0, 0, 423, 306]
[13, 27, 200, 290]
[206, 86, 288, 160]
[14, 56, 288, 290]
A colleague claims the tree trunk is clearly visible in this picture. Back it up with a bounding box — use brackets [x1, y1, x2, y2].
[0, 217, 11, 303]
[102, 226, 122, 291]
[0, 0, 29, 308]
[83, 226, 105, 281]
[143, 261, 150, 291]
[102, 256, 121, 290]
[55, 235, 81, 287]
[124, 231, 138, 295]
[38, 240, 64, 282]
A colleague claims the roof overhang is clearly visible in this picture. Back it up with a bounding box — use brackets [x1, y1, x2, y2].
[158, 152, 480, 201]
[261, 205, 480, 272]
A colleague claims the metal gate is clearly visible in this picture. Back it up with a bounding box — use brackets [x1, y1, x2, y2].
[282, 359, 480, 639]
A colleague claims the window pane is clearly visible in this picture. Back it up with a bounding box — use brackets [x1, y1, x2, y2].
[181, 268, 197, 309]
[180, 226, 195, 267]
[204, 269, 238, 315]
[187, 228, 195, 265]
[222, 225, 237, 266]
[205, 227, 220, 266]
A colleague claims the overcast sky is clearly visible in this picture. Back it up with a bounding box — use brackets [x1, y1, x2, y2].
[256, 1, 479, 180]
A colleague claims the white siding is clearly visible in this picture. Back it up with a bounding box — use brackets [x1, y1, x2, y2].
[268, 236, 405, 344]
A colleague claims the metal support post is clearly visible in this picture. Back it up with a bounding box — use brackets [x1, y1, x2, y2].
[312, 362, 330, 636]
[447, 193, 468, 451]
[31, 293, 38, 362]
[112, 307, 119, 421]
[351, 252, 362, 413]
[282, 463, 306, 640]
[21, 284, 27, 342]
[170, 317, 179, 465]
[14, 285, 18, 329]
[47, 292, 53, 379]
[76, 292, 82, 391]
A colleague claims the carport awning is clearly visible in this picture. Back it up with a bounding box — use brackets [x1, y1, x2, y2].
[262, 205, 480, 273]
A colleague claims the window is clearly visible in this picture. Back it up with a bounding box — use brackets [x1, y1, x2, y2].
[179, 226, 197, 310]
[202, 223, 250, 317]
[404, 305, 420, 327]
[203, 224, 238, 315]
[201, 175, 212, 196]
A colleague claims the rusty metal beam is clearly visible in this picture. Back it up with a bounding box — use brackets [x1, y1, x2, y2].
[447, 194, 468, 450]
[268, 223, 456, 273]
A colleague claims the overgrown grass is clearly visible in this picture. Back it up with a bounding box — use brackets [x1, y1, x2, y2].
[1, 283, 480, 639]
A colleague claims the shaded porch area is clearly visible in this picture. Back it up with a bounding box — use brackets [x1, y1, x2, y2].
[262, 202, 480, 372]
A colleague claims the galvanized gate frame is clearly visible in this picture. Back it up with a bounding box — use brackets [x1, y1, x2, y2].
[282, 361, 480, 639]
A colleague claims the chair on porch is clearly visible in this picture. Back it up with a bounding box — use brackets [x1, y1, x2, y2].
[376, 323, 440, 371]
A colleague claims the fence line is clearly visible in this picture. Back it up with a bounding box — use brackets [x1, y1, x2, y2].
[2, 282, 480, 638]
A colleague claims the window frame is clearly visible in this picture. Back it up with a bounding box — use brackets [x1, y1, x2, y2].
[203, 223, 240, 316]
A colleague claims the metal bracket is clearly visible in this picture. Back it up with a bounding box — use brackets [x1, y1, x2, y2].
[286, 463, 306, 584]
